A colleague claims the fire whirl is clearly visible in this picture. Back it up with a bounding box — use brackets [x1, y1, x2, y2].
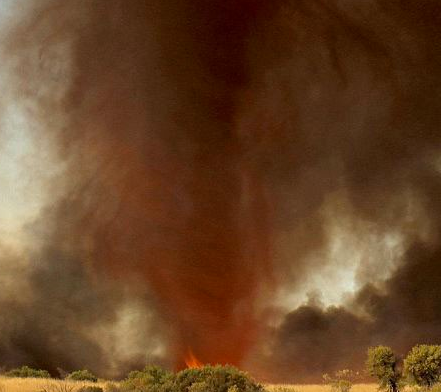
[3, 0, 441, 383]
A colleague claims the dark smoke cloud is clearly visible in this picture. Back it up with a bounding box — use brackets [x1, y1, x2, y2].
[261, 224, 441, 383]
[241, 0, 441, 382]
[1, 0, 441, 383]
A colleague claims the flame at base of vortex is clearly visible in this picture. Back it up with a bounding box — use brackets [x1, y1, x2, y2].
[185, 349, 204, 369]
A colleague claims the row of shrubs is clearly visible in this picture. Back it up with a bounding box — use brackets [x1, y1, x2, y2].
[324, 344, 441, 392]
[1, 364, 262, 392]
[3, 366, 98, 382]
[4, 344, 441, 392]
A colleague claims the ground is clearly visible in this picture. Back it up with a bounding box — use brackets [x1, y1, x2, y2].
[0, 376, 109, 392]
[0, 379, 378, 392]
[266, 384, 377, 392]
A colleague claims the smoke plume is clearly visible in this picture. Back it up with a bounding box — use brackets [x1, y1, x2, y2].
[0, 0, 441, 382]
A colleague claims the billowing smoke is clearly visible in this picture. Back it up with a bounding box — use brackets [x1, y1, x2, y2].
[241, 0, 441, 382]
[0, 0, 441, 383]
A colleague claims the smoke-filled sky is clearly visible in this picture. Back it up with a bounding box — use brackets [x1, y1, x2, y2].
[0, 0, 441, 383]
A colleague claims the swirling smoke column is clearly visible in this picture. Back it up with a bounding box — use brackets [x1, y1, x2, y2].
[1, 0, 441, 382]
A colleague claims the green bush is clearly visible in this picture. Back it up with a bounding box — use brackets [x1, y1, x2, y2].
[120, 364, 262, 392]
[5, 365, 51, 378]
[78, 387, 104, 392]
[121, 365, 173, 392]
[404, 345, 441, 387]
[366, 346, 400, 392]
[66, 369, 98, 382]
[173, 365, 263, 392]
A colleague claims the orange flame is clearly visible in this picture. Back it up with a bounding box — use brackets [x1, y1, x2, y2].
[185, 348, 203, 369]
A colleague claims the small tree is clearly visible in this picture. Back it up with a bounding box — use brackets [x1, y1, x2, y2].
[404, 345, 441, 387]
[366, 346, 400, 392]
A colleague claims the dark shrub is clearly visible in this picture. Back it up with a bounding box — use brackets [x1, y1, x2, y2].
[67, 369, 98, 382]
[5, 365, 51, 378]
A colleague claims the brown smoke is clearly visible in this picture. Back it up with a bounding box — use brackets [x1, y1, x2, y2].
[1, 0, 441, 382]
[4, 0, 277, 371]
[55, 0, 277, 368]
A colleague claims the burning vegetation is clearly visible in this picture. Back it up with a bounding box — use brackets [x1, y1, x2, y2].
[184, 350, 203, 370]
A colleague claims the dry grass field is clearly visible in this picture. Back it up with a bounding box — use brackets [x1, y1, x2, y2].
[265, 384, 377, 392]
[0, 377, 111, 392]
[0, 379, 378, 392]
